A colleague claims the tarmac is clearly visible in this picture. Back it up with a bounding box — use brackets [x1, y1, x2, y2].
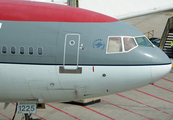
[0, 10, 173, 120]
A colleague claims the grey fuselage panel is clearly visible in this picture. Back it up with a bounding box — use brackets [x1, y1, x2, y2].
[0, 21, 170, 66]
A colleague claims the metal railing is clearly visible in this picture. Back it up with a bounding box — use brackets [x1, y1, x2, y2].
[159, 17, 173, 50]
[144, 30, 154, 39]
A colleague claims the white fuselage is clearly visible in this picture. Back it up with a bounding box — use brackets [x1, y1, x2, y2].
[0, 64, 171, 103]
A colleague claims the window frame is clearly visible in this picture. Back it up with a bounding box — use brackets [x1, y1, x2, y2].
[19, 46, 25, 55]
[106, 36, 138, 54]
[135, 36, 154, 47]
[2, 46, 7, 54]
[11, 46, 16, 54]
[37, 47, 43, 55]
[28, 47, 34, 55]
[123, 37, 138, 52]
[106, 36, 124, 54]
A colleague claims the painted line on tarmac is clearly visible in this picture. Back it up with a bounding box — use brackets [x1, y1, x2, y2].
[46, 103, 81, 120]
[117, 94, 173, 116]
[170, 71, 173, 73]
[152, 84, 173, 93]
[135, 89, 173, 104]
[101, 100, 153, 120]
[83, 106, 115, 120]
[32, 114, 47, 120]
[0, 113, 12, 120]
[11, 103, 46, 120]
[163, 78, 173, 83]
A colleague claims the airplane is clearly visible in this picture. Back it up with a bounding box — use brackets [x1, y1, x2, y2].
[0, 0, 172, 119]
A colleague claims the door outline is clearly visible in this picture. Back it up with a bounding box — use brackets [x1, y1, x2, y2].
[63, 33, 80, 70]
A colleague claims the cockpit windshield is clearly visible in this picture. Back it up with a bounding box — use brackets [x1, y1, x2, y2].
[135, 37, 153, 47]
[106, 36, 153, 54]
[123, 37, 137, 51]
[107, 37, 122, 53]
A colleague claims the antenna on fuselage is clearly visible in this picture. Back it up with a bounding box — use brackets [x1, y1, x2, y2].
[67, 0, 78, 7]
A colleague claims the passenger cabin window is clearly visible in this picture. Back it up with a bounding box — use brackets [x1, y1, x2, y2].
[20, 47, 24, 54]
[11, 46, 15, 54]
[2, 46, 7, 54]
[123, 37, 137, 51]
[107, 37, 122, 53]
[29, 47, 33, 55]
[38, 47, 42, 55]
[135, 37, 153, 47]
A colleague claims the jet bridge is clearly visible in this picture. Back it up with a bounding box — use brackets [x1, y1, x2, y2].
[159, 16, 173, 58]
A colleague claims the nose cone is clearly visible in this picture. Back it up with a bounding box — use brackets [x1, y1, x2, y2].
[151, 47, 172, 82]
[151, 64, 171, 82]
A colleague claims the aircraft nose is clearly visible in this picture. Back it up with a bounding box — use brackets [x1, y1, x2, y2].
[151, 64, 171, 82]
[151, 47, 172, 82]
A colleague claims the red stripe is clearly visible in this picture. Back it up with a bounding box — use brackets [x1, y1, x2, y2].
[32, 114, 47, 120]
[83, 106, 115, 120]
[117, 94, 161, 111]
[0, 0, 119, 23]
[170, 71, 173, 73]
[46, 103, 81, 120]
[152, 84, 173, 93]
[0, 113, 12, 120]
[102, 100, 153, 120]
[162, 78, 173, 83]
[117, 94, 173, 116]
[135, 89, 173, 104]
[93, 66, 94, 72]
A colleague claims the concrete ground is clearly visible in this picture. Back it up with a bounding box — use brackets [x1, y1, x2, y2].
[122, 10, 173, 38]
[0, 10, 173, 120]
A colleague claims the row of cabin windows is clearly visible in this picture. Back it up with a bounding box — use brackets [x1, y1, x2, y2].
[2, 46, 43, 55]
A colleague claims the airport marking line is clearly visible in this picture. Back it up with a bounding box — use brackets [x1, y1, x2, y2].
[170, 71, 173, 73]
[11, 103, 46, 120]
[102, 100, 153, 120]
[116, 94, 173, 116]
[162, 78, 173, 83]
[135, 89, 173, 104]
[166, 12, 173, 16]
[32, 114, 47, 120]
[0, 113, 12, 120]
[83, 106, 115, 120]
[152, 84, 173, 93]
[46, 103, 81, 120]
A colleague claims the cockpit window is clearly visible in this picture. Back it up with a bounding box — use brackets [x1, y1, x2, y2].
[123, 37, 137, 51]
[135, 37, 153, 47]
[107, 37, 122, 53]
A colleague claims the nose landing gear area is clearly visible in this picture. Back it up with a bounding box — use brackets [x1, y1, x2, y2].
[0, 70, 173, 120]
[22, 114, 42, 120]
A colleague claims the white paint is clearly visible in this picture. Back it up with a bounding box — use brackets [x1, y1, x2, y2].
[0, 63, 170, 103]
[151, 64, 172, 82]
[64, 66, 77, 70]
[69, 40, 75, 46]
[63, 33, 80, 70]
[79, 0, 173, 19]
[0, 23, 2, 29]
